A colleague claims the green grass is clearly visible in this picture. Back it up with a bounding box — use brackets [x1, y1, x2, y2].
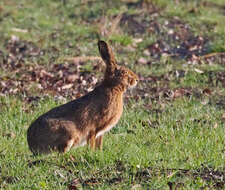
[0, 0, 225, 189]
[0, 96, 224, 189]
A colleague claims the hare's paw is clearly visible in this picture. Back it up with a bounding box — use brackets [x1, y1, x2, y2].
[58, 139, 74, 153]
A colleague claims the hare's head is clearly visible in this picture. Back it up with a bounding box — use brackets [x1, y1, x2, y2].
[98, 40, 138, 90]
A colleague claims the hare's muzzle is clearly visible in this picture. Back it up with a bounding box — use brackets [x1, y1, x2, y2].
[129, 78, 138, 89]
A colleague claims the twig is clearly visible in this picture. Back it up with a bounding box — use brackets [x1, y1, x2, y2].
[64, 56, 103, 64]
[200, 52, 225, 59]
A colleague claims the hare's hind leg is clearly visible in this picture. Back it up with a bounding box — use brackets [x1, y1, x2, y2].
[95, 135, 103, 150]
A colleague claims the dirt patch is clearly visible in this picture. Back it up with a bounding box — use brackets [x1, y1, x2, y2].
[135, 166, 225, 189]
[67, 162, 225, 189]
[0, 33, 223, 107]
[2, 35, 42, 67]
[128, 73, 205, 102]
[119, 2, 209, 60]
[146, 18, 208, 60]
[0, 61, 100, 101]
[120, 13, 159, 36]
[202, 1, 225, 14]
[191, 53, 225, 67]
[0, 37, 102, 102]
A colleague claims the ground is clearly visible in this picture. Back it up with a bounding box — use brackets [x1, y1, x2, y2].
[0, 0, 225, 189]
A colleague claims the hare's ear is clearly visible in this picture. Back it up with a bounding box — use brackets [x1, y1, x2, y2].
[98, 40, 117, 69]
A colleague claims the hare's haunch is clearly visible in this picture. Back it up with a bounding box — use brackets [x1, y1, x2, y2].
[27, 40, 138, 154]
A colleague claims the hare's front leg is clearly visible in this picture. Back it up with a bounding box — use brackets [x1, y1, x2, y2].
[57, 138, 75, 153]
[95, 135, 103, 150]
[87, 130, 96, 150]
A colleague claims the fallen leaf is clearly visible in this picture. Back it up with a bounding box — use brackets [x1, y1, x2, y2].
[173, 88, 188, 98]
[54, 170, 66, 179]
[143, 49, 150, 56]
[222, 113, 225, 119]
[66, 74, 78, 83]
[3, 132, 16, 139]
[11, 28, 28, 33]
[40, 69, 54, 78]
[61, 83, 73, 90]
[138, 57, 147, 64]
[133, 38, 143, 44]
[131, 184, 142, 190]
[202, 88, 212, 95]
[194, 68, 204, 74]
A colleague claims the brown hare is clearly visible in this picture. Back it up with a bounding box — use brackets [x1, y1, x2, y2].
[27, 40, 138, 155]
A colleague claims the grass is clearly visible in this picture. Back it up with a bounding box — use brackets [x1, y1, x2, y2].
[0, 0, 225, 189]
[1, 96, 224, 189]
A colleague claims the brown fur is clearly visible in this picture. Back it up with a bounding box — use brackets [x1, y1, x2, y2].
[27, 40, 138, 154]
